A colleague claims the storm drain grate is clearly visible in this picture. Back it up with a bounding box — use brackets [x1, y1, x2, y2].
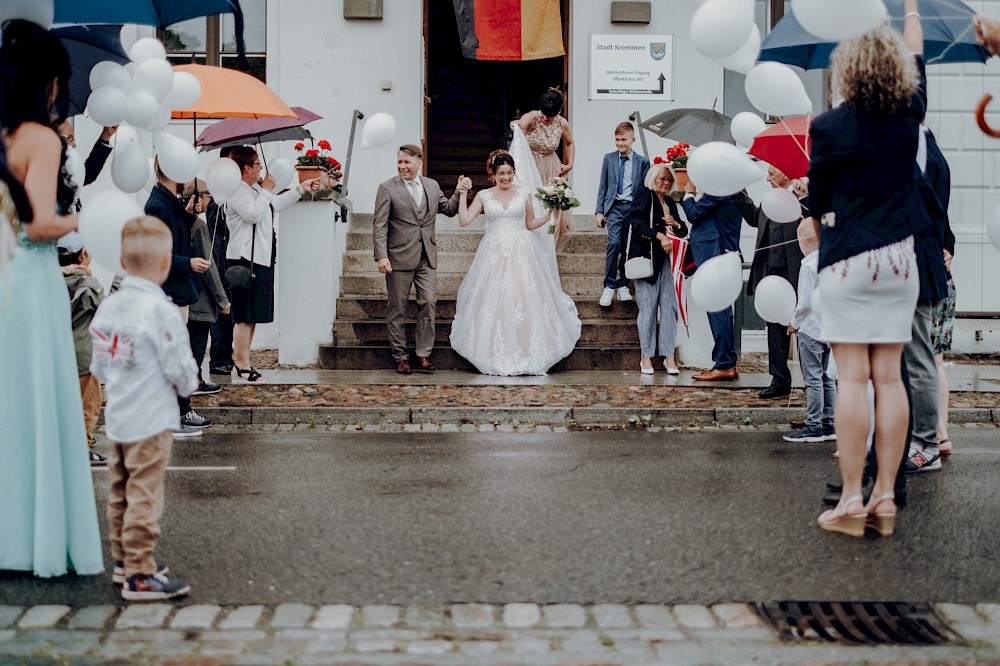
[755, 601, 961, 645]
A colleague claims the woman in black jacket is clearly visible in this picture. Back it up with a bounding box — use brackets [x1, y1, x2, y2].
[628, 162, 687, 376]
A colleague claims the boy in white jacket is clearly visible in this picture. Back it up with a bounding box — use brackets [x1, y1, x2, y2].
[90, 216, 199, 601]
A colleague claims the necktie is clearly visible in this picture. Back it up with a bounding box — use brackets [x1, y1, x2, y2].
[616, 155, 627, 197]
[407, 179, 422, 207]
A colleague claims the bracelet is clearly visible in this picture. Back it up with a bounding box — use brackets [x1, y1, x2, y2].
[904, 12, 921, 20]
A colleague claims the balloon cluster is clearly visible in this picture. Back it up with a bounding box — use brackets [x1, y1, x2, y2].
[86, 38, 202, 193]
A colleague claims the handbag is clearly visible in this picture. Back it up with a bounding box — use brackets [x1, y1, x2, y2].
[623, 217, 654, 280]
[225, 210, 256, 291]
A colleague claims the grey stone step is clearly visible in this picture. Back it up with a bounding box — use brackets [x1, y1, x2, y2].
[333, 319, 637, 345]
[340, 273, 609, 298]
[341, 250, 608, 275]
[349, 212, 601, 233]
[334, 297, 639, 321]
[345, 230, 611, 254]
[319, 343, 644, 371]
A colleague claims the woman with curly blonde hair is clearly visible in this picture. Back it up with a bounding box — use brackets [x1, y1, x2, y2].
[806, 0, 925, 539]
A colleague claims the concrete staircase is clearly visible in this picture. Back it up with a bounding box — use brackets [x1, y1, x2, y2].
[319, 212, 644, 371]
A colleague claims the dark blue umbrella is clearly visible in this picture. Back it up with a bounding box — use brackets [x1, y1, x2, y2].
[53, 0, 248, 68]
[54, 25, 130, 117]
[759, 0, 989, 69]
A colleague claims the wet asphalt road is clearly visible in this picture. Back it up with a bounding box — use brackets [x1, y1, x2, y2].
[2, 430, 999, 607]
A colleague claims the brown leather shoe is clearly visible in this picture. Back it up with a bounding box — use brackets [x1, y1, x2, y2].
[396, 360, 412, 374]
[416, 357, 435, 373]
[692, 367, 739, 381]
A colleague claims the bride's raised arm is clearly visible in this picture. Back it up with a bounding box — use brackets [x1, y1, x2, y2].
[458, 189, 483, 227]
[525, 199, 552, 231]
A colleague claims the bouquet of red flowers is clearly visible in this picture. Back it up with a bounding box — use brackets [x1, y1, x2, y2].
[654, 142, 690, 169]
[294, 139, 342, 179]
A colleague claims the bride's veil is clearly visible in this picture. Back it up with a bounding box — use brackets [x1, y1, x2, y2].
[508, 123, 560, 283]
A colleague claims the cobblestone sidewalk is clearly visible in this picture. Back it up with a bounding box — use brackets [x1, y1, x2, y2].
[1, 602, 998, 665]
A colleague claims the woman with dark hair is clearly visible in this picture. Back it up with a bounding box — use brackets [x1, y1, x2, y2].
[806, 0, 924, 538]
[0, 19, 103, 577]
[514, 89, 575, 249]
[449, 150, 581, 375]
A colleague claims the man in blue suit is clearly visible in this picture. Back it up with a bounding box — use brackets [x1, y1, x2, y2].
[681, 182, 750, 380]
[594, 121, 650, 306]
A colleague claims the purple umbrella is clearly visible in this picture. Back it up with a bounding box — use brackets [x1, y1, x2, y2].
[195, 106, 323, 150]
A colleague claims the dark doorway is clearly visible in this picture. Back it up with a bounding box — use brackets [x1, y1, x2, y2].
[424, 0, 568, 195]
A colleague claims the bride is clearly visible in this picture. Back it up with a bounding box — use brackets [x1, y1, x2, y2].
[449, 139, 581, 376]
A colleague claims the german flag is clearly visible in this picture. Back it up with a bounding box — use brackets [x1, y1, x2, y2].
[453, 0, 565, 61]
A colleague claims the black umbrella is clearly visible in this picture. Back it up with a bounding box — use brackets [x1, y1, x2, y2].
[640, 108, 734, 145]
[54, 25, 130, 117]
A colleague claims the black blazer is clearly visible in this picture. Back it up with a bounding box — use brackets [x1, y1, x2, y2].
[145, 183, 201, 307]
[627, 186, 686, 285]
[911, 128, 951, 302]
[746, 203, 804, 295]
[808, 56, 928, 271]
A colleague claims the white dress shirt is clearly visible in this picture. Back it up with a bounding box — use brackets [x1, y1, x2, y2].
[405, 176, 424, 208]
[90, 277, 199, 443]
[225, 181, 306, 266]
[791, 250, 823, 340]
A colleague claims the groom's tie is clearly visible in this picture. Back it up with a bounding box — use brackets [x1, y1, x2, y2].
[406, 179, 423, 208]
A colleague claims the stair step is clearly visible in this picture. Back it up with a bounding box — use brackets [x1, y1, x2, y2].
[333, 319, 637, 345]
[334, 297, 639, 321]
[319, 343, 645, 372]
[346, 231, 610, 254]
[341, 250, 608, 275]
[341, 273, 611, 298]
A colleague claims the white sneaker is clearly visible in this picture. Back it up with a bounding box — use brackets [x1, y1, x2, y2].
[617, 286, 633, 302]
[599, 287, 614, 307]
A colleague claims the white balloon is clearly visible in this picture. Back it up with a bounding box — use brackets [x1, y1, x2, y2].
[812, 285, 823, 323]
[731, 112, 767, 149]
[206, 158, 242, 203]
[78, 191, 144, 276]
[690, 252, 744, 313]
[142, 105, 172, 132]
[754, 275, 797, 325]
[0, 0, 53, 29]
[124, 91, 161, 128]
[988, 204, 1000, 250]
[103, 65, 134, 94]
[131, 58, 175, 101]
[745, 62, 813, 118]
[65, 147, 86, 190]
[111, 143, 151, 194]
[87, 86, 127, 127]
[129, 37, 167, 64]
[361, 112, 397, 149]
[761, 188, 803, 223]
[89, 61, 124, 91]
[791, 0, 887, 42]
[690, 0, 755, 59]
[267, 157, 296, 191]
[161, 72, 202, 111]
[715, 24, 761, 74]
[112, 125, 140, 149]
[143, 158, 157, 193]
[156, 133, 200, 184]
[686, 142, 763, 196]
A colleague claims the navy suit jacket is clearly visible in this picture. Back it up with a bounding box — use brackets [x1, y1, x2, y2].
[680, 192, 747, 266]
[911, 128, 951, 302]
[595, 150, 650, 216]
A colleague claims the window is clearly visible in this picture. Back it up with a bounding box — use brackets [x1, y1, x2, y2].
[162, 0, 266, 82]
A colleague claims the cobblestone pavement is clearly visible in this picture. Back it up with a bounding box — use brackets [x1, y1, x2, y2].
[1, 602, 998, 665]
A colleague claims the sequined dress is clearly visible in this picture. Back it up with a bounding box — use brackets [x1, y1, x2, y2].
[524, 115, 571, 248]
[0, 155, 103, 578]
[450, 186, 581, 375]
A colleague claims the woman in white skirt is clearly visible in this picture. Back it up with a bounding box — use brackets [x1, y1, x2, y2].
[805, 0, 924, 538]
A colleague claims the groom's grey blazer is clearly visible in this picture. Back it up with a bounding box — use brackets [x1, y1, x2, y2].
[372, 175, 461, 271]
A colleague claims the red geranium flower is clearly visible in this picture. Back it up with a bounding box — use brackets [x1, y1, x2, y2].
[294, 142, 305, 151]
[317, 139, 331, 151]
[295, 138, 341, 177]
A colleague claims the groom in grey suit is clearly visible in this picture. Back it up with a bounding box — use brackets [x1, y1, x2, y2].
[373, 144, 463, 374]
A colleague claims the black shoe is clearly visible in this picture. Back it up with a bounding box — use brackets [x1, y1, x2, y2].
[191, 381, 222, 396]
[209, 363, 234, 375]
[823, 476, 875, 506]
[89, 451, 107, 467]
[783, 426, 825, 443]
[759, 384, 791, 399]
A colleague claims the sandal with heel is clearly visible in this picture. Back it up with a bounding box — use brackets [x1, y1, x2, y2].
[865, 492, 896, 537]
[818, 495, 866, 537]
[234, 365, 262, 382]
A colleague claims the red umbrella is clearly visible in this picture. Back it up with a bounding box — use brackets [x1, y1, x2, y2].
[195, 106, 323, 148]
[748, 115, 812, 179]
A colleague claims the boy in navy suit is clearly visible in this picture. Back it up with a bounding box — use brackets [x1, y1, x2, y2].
[595, 121, 650, 307]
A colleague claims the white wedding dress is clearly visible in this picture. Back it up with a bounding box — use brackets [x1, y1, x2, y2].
[449, 184, 581, 376]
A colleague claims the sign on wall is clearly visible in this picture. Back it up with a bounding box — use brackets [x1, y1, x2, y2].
[589, 34, 673, 101]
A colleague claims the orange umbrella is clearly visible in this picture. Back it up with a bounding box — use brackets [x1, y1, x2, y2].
[170, 64, 296, 120]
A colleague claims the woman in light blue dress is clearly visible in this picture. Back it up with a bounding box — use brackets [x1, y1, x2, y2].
[0, 20, 103, 578]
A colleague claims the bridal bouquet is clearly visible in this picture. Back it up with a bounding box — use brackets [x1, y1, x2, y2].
[535, 176, 580, 234]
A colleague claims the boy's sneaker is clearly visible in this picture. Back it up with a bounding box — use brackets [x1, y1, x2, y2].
[121, 573, 190, 601]
[783, 426, 826, 443]
[113, 559, 169, 585]
[191, 381, 222, 396]
[182, 410, 212, 428]
[599, 287, 614, 307]
[89, 451, 108, 466]
[905, 449, 941, 473]
[822, 424, 837, 441]
[616, 286, 633, 302]
[172, 424, 203, 438]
